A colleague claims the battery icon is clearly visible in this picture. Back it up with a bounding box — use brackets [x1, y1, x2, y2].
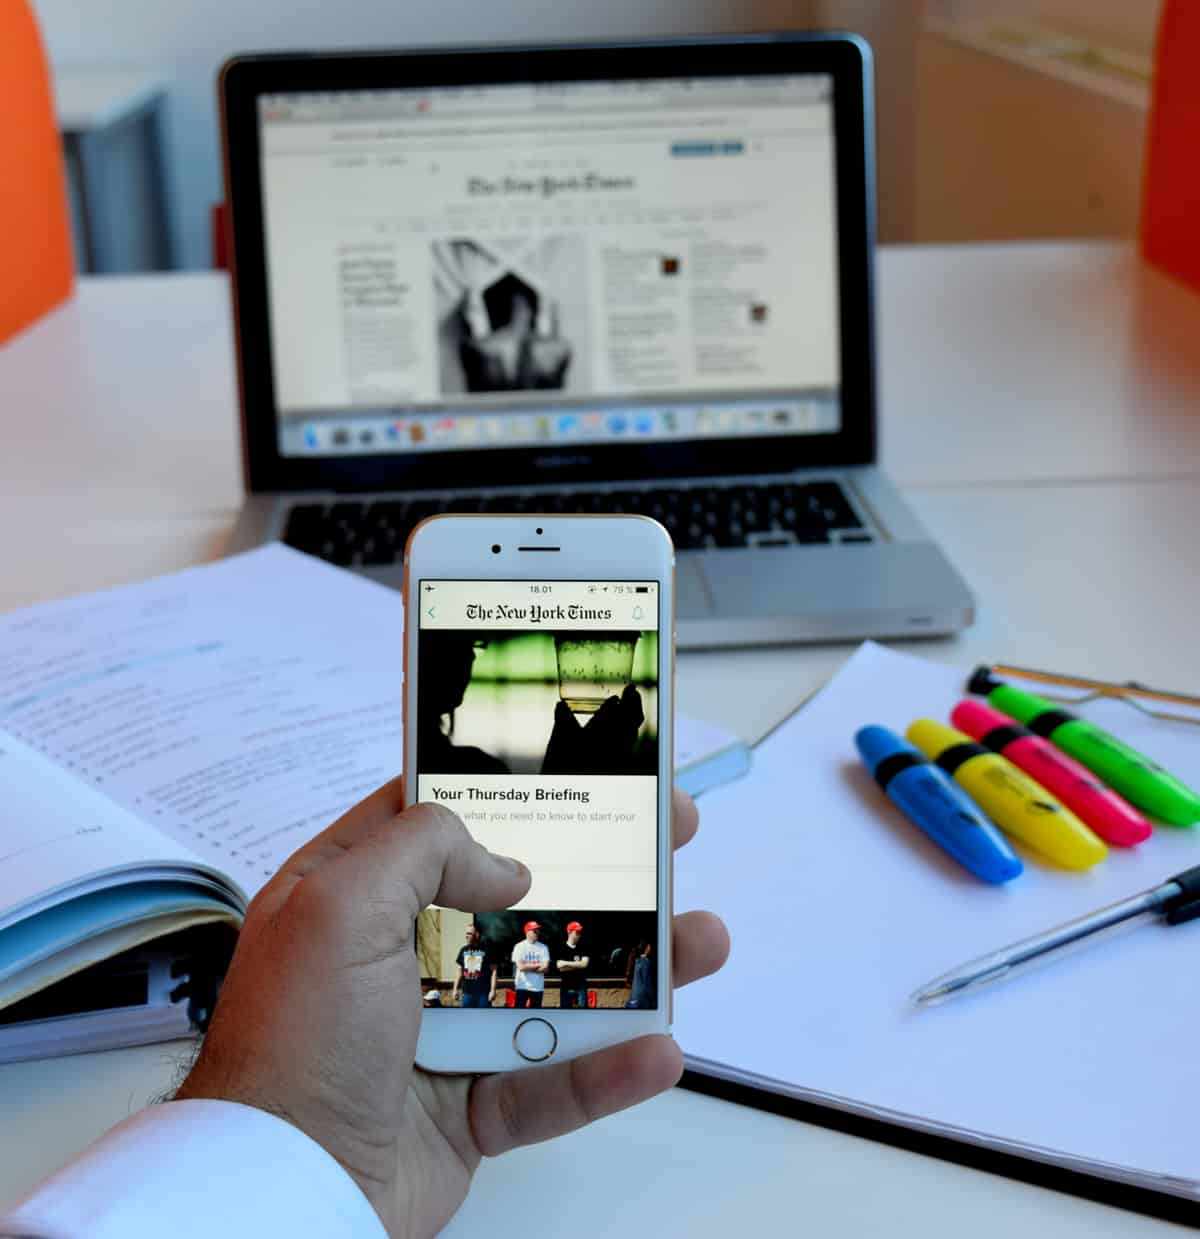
[635, 586, 650, 594]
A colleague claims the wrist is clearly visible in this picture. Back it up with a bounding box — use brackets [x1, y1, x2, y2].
[175, 1048, 395, 1219]
[175, 1041, 303, 1132]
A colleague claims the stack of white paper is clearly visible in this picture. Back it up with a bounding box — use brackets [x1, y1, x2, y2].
[675, 642, 1200, 1198]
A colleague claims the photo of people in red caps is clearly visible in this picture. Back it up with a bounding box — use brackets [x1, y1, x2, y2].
[417, 908, 657, 1010]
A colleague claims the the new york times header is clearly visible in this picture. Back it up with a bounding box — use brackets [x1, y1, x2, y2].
[465, 603, 613, 623]
[467, 173, 635, 199]
[431, 785, 591, 805]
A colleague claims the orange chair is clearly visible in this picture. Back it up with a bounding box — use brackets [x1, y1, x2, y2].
[1141, 0, 1200, 292]
[0, 0, 74, 345]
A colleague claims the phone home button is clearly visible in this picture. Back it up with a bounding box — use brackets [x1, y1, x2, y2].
[513, 1018, 558, 1063]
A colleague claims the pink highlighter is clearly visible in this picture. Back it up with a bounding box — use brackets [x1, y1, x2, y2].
[950, 699, 1153, 847]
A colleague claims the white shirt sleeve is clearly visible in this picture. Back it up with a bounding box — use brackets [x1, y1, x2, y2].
[0, 1099, 387, 1239]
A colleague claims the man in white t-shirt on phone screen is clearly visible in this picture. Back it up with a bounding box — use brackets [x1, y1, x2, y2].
[511, 921, 550, 1009]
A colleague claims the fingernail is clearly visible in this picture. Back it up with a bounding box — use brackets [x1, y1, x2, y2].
[498, 854, 529, 878]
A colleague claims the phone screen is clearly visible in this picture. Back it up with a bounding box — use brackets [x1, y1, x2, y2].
[414, 578, 661, 1014]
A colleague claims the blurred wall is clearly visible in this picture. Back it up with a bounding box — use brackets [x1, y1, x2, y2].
[815, 1, 920, 244]
[925, 1, 1161, 50]
[915, 1, 1159, 242]
[32, 1, 1162, 267]
[33, 0, 827, 270]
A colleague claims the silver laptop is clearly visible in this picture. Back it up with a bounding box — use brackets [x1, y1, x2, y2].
[219, 34, 974, 648]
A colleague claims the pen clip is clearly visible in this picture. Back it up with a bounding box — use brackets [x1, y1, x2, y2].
[1165, 865, 1200, 927]
[975, 662, 1200, 727]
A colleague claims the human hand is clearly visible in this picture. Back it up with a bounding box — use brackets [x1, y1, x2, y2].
[522, 299, 572, 388]
[174, 779, 727, 1238]
[458, 293, 571, 392]
[541, 685, 645, 775]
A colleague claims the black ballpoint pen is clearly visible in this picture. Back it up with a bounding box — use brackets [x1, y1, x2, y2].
[912, 864, 1200, 1006]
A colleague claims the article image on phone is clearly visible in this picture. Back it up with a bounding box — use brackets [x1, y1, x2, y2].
[418, 907, 659, 1010]
[417, 628, 659, 777]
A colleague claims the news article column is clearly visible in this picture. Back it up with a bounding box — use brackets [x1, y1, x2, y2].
[414, 580, 661, 1011]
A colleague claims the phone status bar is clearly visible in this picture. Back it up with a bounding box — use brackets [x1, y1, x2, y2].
[418, 578, 659, 631]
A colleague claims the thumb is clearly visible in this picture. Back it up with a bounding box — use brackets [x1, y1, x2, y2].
[315, 802, 531, 943]
[406, 801, 532, 911]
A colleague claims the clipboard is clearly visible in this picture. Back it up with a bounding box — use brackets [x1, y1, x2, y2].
[673, 643, 1200, 1226]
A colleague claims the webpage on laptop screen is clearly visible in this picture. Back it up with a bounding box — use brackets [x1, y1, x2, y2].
[258, 74, 842, 456]
[413, 578, 660, 1010]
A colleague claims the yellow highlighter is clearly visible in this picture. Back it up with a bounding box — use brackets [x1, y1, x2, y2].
[906, 720, 1108, 871]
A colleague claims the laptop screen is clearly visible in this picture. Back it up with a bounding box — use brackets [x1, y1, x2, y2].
[257, 72, 840, 459]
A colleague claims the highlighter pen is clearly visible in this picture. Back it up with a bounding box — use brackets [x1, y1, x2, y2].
[854, 725, 1023, 884]
[970, 670, 1200, 826]
[951, 700, 1152, 847]
[906, 719, 1108, 870]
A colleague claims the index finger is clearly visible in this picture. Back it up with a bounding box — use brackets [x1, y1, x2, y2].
[672, 786, 699, 851]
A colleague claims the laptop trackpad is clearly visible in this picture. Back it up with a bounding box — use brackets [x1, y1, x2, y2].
[694, 543, 965, 617]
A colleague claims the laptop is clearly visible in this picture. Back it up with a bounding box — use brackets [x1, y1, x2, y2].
[219, 33, 974, 648]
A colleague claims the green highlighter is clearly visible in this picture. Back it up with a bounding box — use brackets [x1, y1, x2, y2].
[969, 669, 1200, 826]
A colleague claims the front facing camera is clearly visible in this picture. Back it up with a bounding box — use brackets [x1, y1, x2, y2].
[491, 544, 501, 554]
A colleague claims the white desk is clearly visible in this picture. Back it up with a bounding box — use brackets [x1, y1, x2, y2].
[4, 242, 1200, 541]
[1, 242, 1197, 1234]
[877, 242, 1200, 488]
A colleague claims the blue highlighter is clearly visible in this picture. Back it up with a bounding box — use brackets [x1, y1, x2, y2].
[854, 725, 1023, 884]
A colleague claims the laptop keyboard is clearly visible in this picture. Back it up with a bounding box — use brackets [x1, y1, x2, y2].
[280, 480, 871, 568]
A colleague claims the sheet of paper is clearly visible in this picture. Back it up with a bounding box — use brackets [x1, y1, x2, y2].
[1, 544, 735, 902]
[674, 642, 1200, 1192]
[0, 732, 208, 931]
[0, 546, 404, 897]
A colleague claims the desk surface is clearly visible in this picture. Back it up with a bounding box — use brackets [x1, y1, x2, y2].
[878, 242, 1200, 488]
[1, 242, 1197, 1233]
[4, 241, 1199, 563]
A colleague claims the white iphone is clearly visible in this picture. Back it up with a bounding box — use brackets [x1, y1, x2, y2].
[403, 514, 674, 1073]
